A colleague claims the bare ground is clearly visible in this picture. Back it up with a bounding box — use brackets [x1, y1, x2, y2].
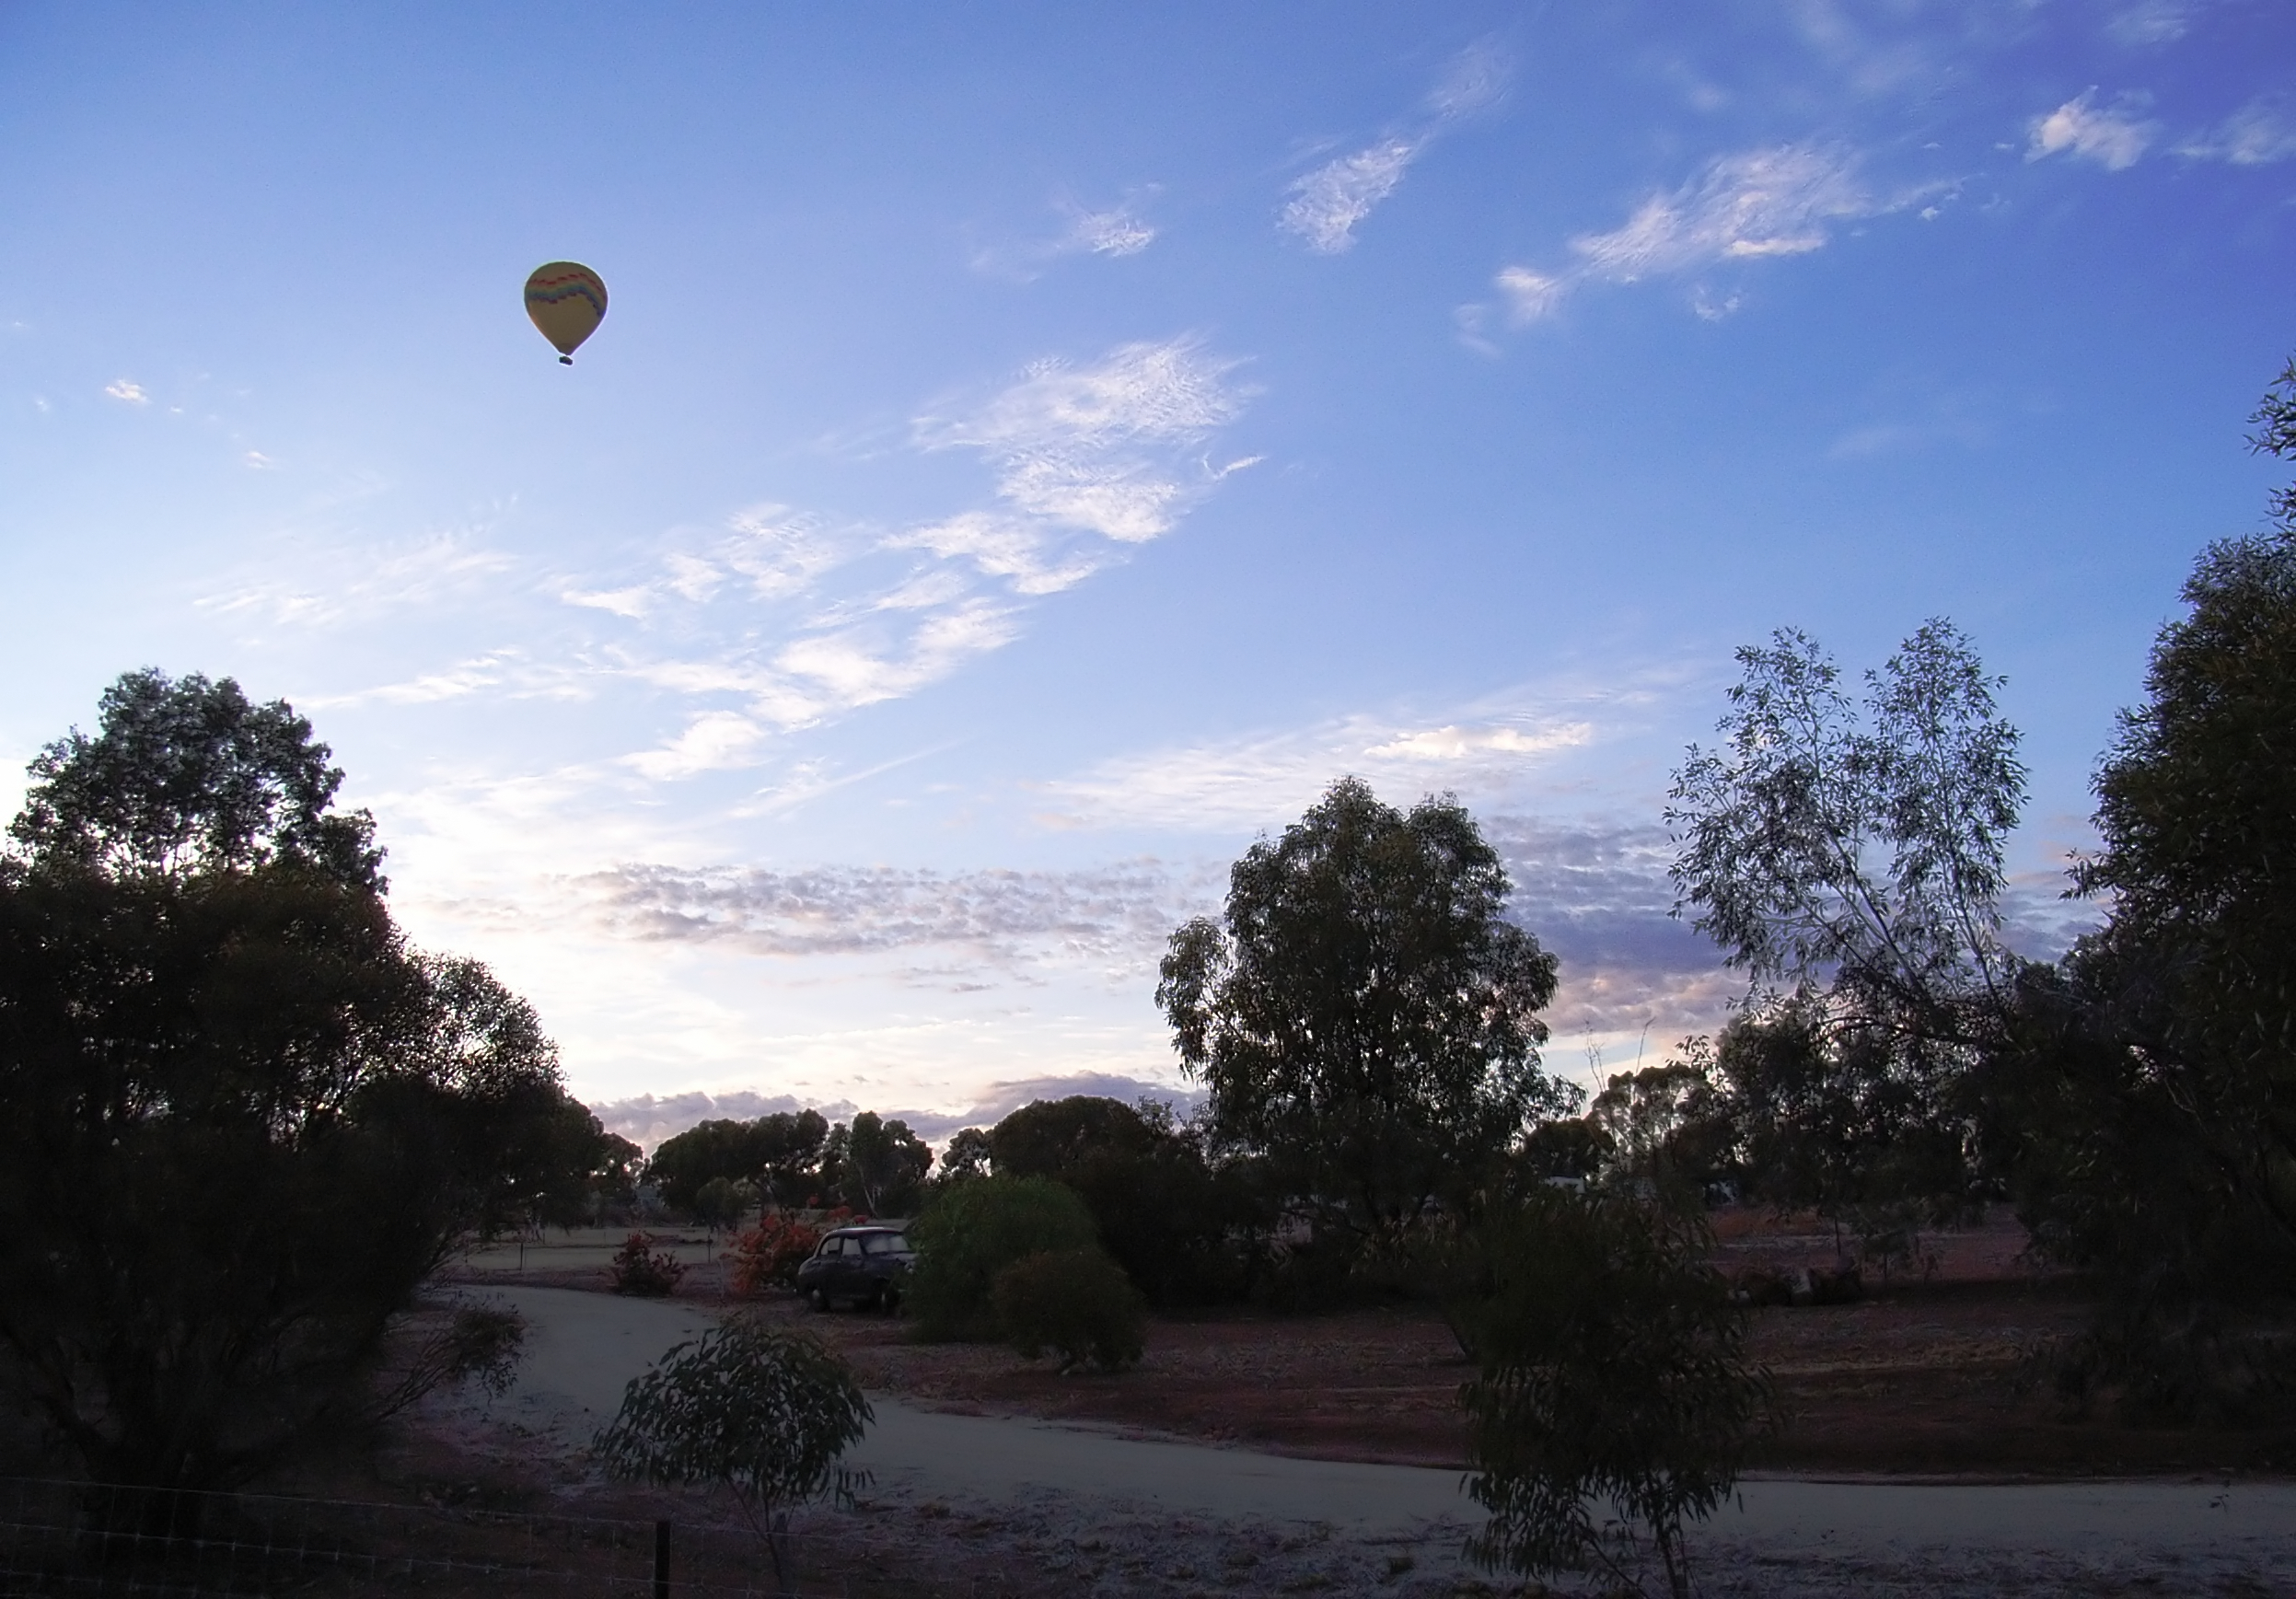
[449, 1211, 2296, 1477]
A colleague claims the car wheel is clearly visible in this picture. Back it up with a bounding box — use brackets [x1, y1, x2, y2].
[876, 1285, 900, 1315]
[807, 1287, 829, 1312]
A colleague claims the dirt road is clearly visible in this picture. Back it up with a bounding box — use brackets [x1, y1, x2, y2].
[446, 1283, 2296, 1593]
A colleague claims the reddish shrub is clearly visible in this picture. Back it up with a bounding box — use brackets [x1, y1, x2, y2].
[729, 1212, 823, 1298]
[608, 1233, 686, 1297]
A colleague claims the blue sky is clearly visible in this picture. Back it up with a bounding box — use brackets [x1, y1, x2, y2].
[5, 2, 2291, 1144]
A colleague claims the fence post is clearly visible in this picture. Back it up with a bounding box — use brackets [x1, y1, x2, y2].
[653, 1518, 671, 1599]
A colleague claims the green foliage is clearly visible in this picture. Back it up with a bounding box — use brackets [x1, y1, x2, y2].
[1988, 366, 2296, 1412]
[830, 1110, 932, 1216]
[2253, 355, 2296, 529]
[1668, 620, 2024, 1038]
[990, 1096, 1254, 1306]
[1457, 1189, 1772, 1599]
[1665, 623, 2023, 1238]
[0, 859, 564, 1490]
[1587, 1051, 1736, 1200]
[992, 1249, 1147, 1373]
[935, 1125, 994, 1184]
[648, 1108, 932, 1218]
[594, 1316, 872, 1597]
[1715, 1007, 1980, 1239]
[991, 1096, 1160, 1176]
[904, 1176, 1101, 1339]
[1158, 777, 1569, 1240]
[526, 1098, 642, 1230]
[10, 667, 384, 890]
[607, 1233, 686, 1297]
[693, 1176, 751, 1234]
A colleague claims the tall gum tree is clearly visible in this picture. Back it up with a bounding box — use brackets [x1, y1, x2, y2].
[1157, 777, 1569, 1239]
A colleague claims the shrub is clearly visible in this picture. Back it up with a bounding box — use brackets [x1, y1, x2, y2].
[992, 1248, 1145, 1373]
[596, 1317, 871, 1599]
[990, 1096, 1256, 1307]
[904, 1176, 1099, 1339]
[609, 1233, 686, 1297]
[729, 1212, 822, 1298]
[1456, 1189, 1772, 1599]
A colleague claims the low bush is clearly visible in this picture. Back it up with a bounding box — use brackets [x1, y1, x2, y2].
[991, 1248, 1145, 1373]
[608, 1233, 686, 1297]
[729, 1213, 822, 1298]
[1457, 1188, 1772, 1599]
[904, 1176, 1099, 1339]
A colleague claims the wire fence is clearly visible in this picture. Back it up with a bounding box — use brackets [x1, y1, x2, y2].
[0, 1477, 984, 1598]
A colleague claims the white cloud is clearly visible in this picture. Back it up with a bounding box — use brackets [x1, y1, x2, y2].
[1280, 41, 1511, 255]
[562, 584, 655, 619]
[2027, 88, 2157, 170]
[242, 450, 275, 469]
[1062, 205, 1156, 258]
[1038, 701, 1620, 835]
[1363, 723, 1594, 760]
[311, 339, 1249, 783]
[2105, 1, 2195, 45]
[1424, 38, 1510, 119]
[1495, 268, 1567, 326]
[197, 532, 518, 630]
[916, 337, 1246, 543]
[626, 711, 770, 781]
[103, 378, 148, 405]
[1571, 145, 1874, 280]
[968, 193, 1162, 281]
[893, 512, 1104, 596]
[1281, 139, 1422, 254]
[1481, 145, 1893, 330]
[772, 598, 1021, 716]
[2177, 98, 2296, 165]
[575, 857, 1208, 967]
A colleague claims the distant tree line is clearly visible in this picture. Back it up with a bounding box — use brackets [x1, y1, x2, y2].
[642, 1107, 933, 1224]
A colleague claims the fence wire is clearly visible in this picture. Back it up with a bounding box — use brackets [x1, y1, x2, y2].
[0, 1477, 982, 1599]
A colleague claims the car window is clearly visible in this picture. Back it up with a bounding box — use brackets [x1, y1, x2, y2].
[818, 1237, 846, 1257]
[860, 1233, 903, 1255]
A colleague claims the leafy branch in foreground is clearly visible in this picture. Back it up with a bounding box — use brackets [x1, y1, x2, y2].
[1458, 1188, 1772, 1599]
[594, 1317, 872, 1598]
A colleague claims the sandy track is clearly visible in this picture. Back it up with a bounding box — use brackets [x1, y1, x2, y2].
[437, 1283, 2296, 1594]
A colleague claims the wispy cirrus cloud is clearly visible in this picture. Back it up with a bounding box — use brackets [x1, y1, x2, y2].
[1281, 140, 1423, 254]
[1473, 144, 1911, 336]
[2027, 88, 2158, 170]
[588, 337, 1253, 775]
[197, 531, 519, 631]
[1034, 689, 1646, 837]
[1279, 41, 1508, 254]
[103, 378, 148, 405]
[1060, 203, 1156, 258]
[913, 337, 1247, 544]
[969, 192, 1160, 280]
[2105, 0, 2198, 46]
[2176, 97, 2296, 165]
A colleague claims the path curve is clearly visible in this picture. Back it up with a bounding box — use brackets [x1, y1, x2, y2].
[462, 1284, 2296, 1566]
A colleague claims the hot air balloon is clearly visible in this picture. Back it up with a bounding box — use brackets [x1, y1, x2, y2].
[524, 261, 607, 365]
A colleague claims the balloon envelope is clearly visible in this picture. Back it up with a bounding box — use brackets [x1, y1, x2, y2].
[524, 261, 607, 362]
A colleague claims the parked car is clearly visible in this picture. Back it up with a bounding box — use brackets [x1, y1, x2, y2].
[795, 1224, 914, 1311]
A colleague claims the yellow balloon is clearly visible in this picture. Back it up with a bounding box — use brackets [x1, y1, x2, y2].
[524, 261, 607, 364]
